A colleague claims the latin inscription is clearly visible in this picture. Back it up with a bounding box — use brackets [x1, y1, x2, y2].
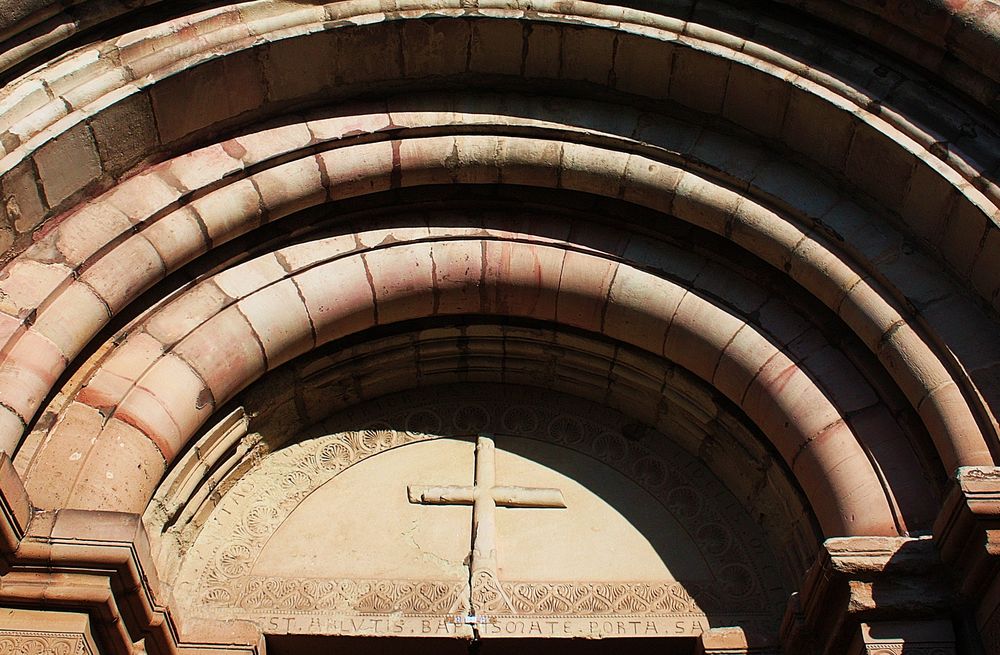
[252, 614, 710, 638]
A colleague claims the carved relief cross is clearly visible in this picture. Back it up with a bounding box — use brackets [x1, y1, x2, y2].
[407, 435, 566, 614]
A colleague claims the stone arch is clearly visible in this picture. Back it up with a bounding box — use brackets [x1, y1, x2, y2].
[0, 2, 997, 653]
[24, 225, 916, 538]
[1, 2, 998, 297]
[2, 1, 999, 108]
[4, 116, 993, 483]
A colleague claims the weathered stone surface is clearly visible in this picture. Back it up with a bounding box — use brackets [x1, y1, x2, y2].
[89, 91, 158, 179]
[170, 386, 787, 642]
[0, 2, 998, 654]
[33, 122, 101, 208]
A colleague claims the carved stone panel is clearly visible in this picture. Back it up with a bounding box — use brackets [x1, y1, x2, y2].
[0, 610, 97, 655]
[174, 387, 787, 641]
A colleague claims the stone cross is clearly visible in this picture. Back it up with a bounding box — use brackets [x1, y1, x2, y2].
[407, 435, 566, 613]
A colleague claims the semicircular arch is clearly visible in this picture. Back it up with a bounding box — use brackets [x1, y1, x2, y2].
[22, 218, 938, 538]
[4, 109, 993, 487]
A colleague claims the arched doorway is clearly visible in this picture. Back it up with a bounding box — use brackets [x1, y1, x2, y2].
[0, 2, 997, 653]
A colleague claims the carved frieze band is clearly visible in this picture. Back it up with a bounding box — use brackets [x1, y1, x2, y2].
[0, 633, 91, 655]
[865, 649, 954, 655]
[501, 580, 704, 615]
[208, 577, 468, 614]
[202, 574, 761, 621]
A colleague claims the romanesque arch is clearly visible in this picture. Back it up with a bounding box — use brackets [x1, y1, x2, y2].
[0, 2, 997, 654]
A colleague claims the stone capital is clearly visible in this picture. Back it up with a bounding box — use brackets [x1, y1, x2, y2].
[780, 536, 953, 655]
[0, 453, 262, 655]
[0, 609, 99, 655]
[847, 620, 956, 655]
[933, 466, 1000, 651]
[934, 466, 1000, 598]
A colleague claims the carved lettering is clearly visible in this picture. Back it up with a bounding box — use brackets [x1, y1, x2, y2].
[223, 612, 726, 638]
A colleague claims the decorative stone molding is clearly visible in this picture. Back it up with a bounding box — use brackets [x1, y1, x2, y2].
[696, 626, 779, 654]
[0, 632, 89, 655]
[0, 453, 29, 571]
[191, 424, 774, 616]
[0, 610, 96, 655]
[934, 467, 1000, 598]
[0, 2, 997, 653]
[2, 0, 997, 109]
[0, 454, 261, 655]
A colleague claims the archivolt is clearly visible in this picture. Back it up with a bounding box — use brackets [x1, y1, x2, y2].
[2, 104, 994, 484]
[1, 0, 998, 108]
[24, 225, 907, 537]
[0, 1, 997, 298]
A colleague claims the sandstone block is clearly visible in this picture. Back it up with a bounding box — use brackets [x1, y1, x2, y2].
[523, 23, 561, 79]
[669, 45, 731, 114]
[189, 178, 261, 245]
[614, 32, 672, 99]
[89, 91, 158, 179]
[1, 159, 46, 234]
[33, 122, 101, 208]
[151, 50, 266, 144]
[22, 401, 103, 509]
[556, 251, 617, 332]
[723, 62, 791, 140]
[161, 144, 244, 193]
[294, 257, 376, 346]
[117, 353, 214, 458]
[256, 156, 327, 221]
[940, 194, 989, 278]
[664, 291, 745, 383]
[263, 31, 334, 103]
[32, 281, 109, 358]
[173, 306, 266, 406]
[0, 327, 65, 420]
[65, 417, 165, 513]
[562, 24, 615, 85]
[364, 243, 435, 325]
[237, 279, 314, 368]
[213, 254, 285, 300]
[469, 19, 523, 76]
[141, 207, 210, 270]
[50, 202, 132, 267]
[431, 240, 484, 315]
[318, 141, 395, 201]
[845, 122, 917, 210]
[604, 265, 679, 355]
[101, 331, 165, 380]
[781, 88, 855, 173]
[401, 18, 469, 78]
[77, 234, 164, 313]
[481, 240, 562, 320]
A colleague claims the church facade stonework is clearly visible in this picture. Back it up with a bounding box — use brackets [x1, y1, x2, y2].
[0, 1, 998, 653]
[173, 389, 784, 642]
